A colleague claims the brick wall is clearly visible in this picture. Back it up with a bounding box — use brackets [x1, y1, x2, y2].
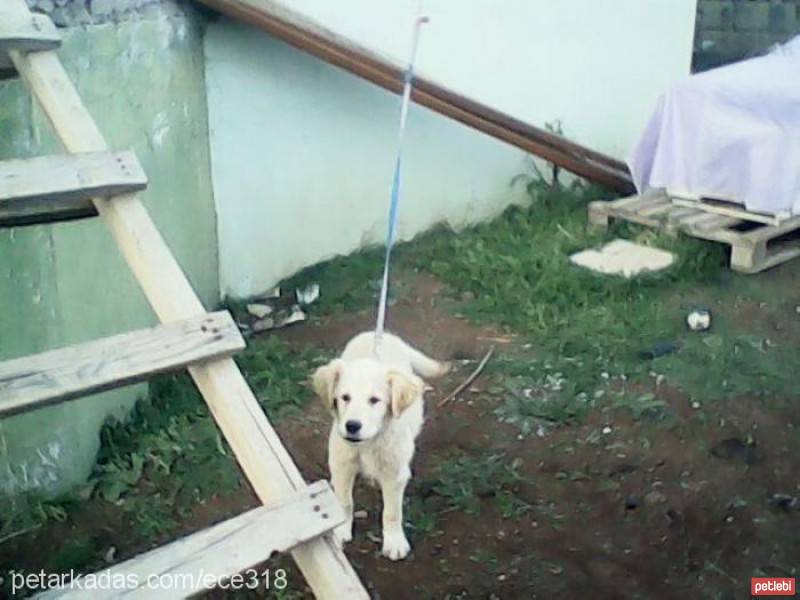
[694, 0, 800, 70]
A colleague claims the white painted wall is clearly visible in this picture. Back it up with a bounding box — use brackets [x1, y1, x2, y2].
[205, 1, 697, 298]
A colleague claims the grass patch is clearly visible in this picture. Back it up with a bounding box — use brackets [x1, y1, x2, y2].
[430, 453, 524, 516]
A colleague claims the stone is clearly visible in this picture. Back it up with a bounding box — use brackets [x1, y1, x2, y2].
[645, 490, 667, 506]
[570, 239, 674, 278]
[246, 303, 272, 319]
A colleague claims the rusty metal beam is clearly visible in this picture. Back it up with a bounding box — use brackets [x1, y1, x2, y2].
[195, 0, 635, 193]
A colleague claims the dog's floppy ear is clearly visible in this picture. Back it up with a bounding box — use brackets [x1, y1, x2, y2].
[387, 370, 424, 417]
[312, 359, 344, 411]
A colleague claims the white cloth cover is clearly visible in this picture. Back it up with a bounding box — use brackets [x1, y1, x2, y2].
[628, 36, 800, 216]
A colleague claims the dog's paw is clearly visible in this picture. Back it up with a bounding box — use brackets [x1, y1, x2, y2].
[381, 531, 411, 561]
[333, 522, 353, 547]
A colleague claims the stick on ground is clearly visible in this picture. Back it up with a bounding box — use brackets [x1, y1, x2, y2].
[437, 346, 495, 408]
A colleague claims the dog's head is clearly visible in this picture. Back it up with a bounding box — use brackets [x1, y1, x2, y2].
[312, 357, 424, 443]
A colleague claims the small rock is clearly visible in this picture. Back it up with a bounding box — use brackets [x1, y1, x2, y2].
[461, 290, 476, 302]
[296, 283, 320, 305]
[246, 303, 273, 318]
[645, 490, 666, 505]
[103, 546, 116, 563]
[354, 510, 368, 520]
[251, 317, 275, 332]
[767, 493, 798, 512]
[497, 573, 507, 582]
[602, 426, 612, 435]
[691, 401, 701, 409]
[624, 497, 640, 511]
[261, 286, 281, 299]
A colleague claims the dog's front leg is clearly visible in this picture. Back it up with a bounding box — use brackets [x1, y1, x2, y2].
[330, 455, 357, 547]
[380, 473, 411, 560]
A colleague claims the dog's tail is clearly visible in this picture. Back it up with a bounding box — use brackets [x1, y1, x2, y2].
[405, 342, 451, 379]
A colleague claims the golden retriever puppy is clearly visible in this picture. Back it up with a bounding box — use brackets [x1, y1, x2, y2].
[312, 331, 449, 560]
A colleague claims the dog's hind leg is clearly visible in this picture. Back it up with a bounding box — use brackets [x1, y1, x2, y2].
[379, 472, 411, 560]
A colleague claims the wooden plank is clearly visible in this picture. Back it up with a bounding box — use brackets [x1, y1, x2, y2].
[0, 151, 148, 227]
[0, 12, 60, 70]
[38, 481, 344, 600]
[690, 214, 743, 232]
[676, 210, 725, 228]
[671, 196, 787, 227]
[612, 194, 654, 209]
[7, 2, 368, 596]
[624, 193, 670, 214]
[744, 213, 800, 242]
[638, 197, 673, 217]
[0, 311, 244, 417]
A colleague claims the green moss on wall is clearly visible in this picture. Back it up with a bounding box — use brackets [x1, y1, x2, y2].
[0, 15, 218, 497]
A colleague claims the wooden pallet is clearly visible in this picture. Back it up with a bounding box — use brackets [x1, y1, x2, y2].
[588, 192, 800, 274]
[1, 1, 367, 598]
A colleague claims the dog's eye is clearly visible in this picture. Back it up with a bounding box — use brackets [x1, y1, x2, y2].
[369, 396, 381, 405]
[341, 394, 351, 403]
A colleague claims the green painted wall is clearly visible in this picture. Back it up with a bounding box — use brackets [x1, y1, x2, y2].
[0, 15, 218, 497]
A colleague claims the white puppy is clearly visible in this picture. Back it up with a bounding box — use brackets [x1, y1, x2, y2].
[312, 331, 449, 560]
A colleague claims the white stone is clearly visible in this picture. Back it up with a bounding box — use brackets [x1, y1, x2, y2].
[570, 239, 674, 277]
[246, 303, 273, 318]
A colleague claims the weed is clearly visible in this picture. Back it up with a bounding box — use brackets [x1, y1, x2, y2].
[431, 454, 523, 516]
[469, 547, 500, 573]
[404, 495, 438, 539]
[236, 335, 331, 418]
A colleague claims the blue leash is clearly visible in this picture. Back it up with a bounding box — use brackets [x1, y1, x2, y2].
[374, 14, 428, 354]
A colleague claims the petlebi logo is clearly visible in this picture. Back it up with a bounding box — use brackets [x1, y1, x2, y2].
[751, 577, 795, 596]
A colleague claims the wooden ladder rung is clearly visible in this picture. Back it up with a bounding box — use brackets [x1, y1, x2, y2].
[0, 311, 244, 417]
[0, 11, 60, 73]
[0, 151, 148, 227]
[37, 480, 344, 600]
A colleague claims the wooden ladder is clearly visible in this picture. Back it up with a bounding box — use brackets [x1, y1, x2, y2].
[0, 2, 368, 598]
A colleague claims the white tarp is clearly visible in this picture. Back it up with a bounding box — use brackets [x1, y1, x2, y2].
[629, 36, 800, 217]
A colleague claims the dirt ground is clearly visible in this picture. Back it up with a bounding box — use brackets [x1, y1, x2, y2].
[3, 270, 799, 600]
[269, 273, 800, 600]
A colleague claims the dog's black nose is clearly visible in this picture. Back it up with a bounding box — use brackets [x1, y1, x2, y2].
[345, 420, 362, 435]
